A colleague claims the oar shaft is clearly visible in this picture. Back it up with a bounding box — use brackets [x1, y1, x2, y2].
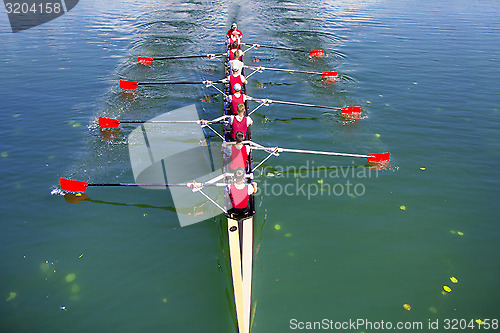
[120, 120, 200, 124]
[87, 182, 226, 187]
[278, 148, 368, 158]
[242, 42, 308, 53]
[246, 65, 322, 75]
[138, 81, 209, 85]
[154, 53, 224, 60]
[251, 146, 367, 158]
[260, 98, 341, 110]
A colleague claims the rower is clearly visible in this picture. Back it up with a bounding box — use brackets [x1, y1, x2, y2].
[224, 131, 251, 171]
[228, 41, 243, 61]
[228, 167, 257, 217]
[223, 66, 248, 94]
[226, 23, 243, 46]
[226, 83, 250, 115]
[229, 103, 253, 141]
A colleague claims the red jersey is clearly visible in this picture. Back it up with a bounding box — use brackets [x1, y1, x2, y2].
[230, 116, 248, 140]
[229, 74, 243, 94]
[228, 49, 242, 61]
[230, 93, 244, 114]
[226, 28, 243, 38]
[230, 145, 248, 170]
[229, 184, 250, 209]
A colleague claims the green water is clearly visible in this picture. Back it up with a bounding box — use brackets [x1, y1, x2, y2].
[1, 0, 499, 332]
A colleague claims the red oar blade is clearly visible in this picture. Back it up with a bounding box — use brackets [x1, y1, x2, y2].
[98, 117, 120, 128]
[138, 56, 153, 65]
[367, 152, 391, 163]
[309, 50, 324, 57]
[322, 71, 338, 79]
[60, 178, 89, 192]
[341, 106, 362, 116]
[119, 80, 139, 89]
[340, 106, 361, 115]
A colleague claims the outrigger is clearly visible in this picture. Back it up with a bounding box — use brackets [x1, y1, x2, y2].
[61, 26, 390, 333]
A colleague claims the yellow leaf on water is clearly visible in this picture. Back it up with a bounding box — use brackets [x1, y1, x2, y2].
[450, 277, 458, 283]
[400, 205, 406, 211]
[274, 224, 281, 231]
[420, 167, 426, 171]
[443, 286, 451, 292]
[403, 304, 411, 311]
[65, 273, 76, 282]
[457, 231, 464, 236]
[6, 292, 17, 302]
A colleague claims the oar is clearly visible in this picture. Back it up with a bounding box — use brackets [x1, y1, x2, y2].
[254, 98, 361, 116]
[138, 53, 224, 64]
[241, 42, 324, 57]
[245, 65, 337, 79]
[60, 178, 226, 192]
[119, 80, 220, 90]
[98, 116, 226, 128]
[249, 145, 391, 163]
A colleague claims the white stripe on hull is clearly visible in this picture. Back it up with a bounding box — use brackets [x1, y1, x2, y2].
[242, 216, 253, 332]
[228, 217, 253, 333]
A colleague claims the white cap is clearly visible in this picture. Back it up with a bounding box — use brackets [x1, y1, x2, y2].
[233, 83, 242, 92]
[230, 60, 243, 72]
[231, 23, 237, 29]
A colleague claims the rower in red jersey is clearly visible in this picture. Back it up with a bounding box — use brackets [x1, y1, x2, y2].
[229, 103, 253, 141]
[228, 41, 243, 61]
[224, 131, 251, 171]
[228, 167, 257, 217]
[223, 66, 248, 94]
[226, 23, 243, 45]
[226, 83, 251, 115]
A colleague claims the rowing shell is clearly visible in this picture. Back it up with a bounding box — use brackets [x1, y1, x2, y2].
[223, 43, 254, 333]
